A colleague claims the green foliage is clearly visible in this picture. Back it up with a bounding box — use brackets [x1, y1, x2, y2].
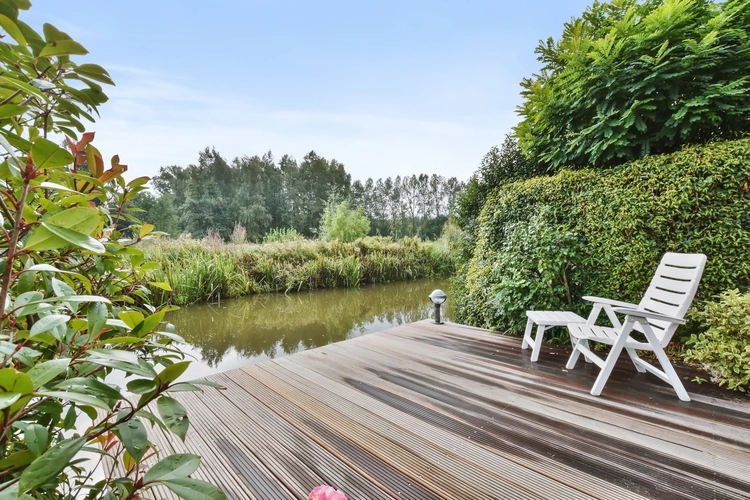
[0, 6, 224, 499]
[142, 236, 454, 305]
[515, 0, 750, 169]
[154, 149, 350, 240]
[453, 136, 543, 263]
[685, 289, 750, 391]
[152, 154, 463, 242]
[319, 200, 370, 242]
[454, 136, 543, 231]
[262, 227, 304, 244]
[455, 138, 750, 339]
[127, 192, 180, 236]
[486, 208, 584, 335]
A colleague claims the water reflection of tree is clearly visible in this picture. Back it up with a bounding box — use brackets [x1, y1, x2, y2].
[168, 280, 450, 367]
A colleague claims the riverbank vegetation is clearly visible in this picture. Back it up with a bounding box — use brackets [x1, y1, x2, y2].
[453, 0, 750, 392]
[143, 236, 453, 305]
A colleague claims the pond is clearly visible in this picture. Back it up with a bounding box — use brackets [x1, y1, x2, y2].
[168, 278, 452, 379]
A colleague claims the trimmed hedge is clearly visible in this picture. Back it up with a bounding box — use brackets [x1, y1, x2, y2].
[454, 138, 750, 338]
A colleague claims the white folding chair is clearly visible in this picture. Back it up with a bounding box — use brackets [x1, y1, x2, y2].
[565, 253, 707, 401]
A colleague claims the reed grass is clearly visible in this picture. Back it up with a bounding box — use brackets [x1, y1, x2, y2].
[142, 236, 454, 305]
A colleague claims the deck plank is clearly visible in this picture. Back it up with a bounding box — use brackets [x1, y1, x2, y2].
[145, 320, 750, 500]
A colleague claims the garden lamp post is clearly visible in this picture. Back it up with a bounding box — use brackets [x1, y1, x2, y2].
[429, 289, 447, 324]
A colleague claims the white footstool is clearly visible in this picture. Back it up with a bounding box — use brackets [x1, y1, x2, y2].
[523, 311, 586, 362]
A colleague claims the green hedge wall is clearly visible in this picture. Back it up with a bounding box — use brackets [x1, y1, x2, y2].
[454, 138, 750, 338]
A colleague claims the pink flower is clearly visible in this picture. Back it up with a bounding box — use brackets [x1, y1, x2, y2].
[308, 485, 347, 500]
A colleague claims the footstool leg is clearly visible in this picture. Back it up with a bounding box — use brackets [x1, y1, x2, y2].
[531, 324, 546, 362]
[522, 317, 534, 350]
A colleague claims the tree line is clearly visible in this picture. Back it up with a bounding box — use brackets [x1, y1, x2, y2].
[139, 147, 464, 241]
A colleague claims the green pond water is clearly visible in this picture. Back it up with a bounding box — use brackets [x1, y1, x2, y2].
[169, 278, 452, 379]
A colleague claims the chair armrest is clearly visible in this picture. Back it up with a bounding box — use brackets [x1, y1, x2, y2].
[612, 307, 686, 325]
[582, 296, 638, 309]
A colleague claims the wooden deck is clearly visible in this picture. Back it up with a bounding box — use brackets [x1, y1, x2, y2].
[145, 320, 750, 499]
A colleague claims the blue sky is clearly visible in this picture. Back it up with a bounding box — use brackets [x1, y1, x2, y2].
[25, 0, 592, 182]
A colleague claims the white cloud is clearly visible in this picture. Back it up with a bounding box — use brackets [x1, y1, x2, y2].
[88, 68, 514, 183]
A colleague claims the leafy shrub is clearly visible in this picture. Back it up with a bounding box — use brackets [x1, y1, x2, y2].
[319, 200, 370, 242]
[486, 207, 585, 335]
[455, 138, 750, 337]
[0, 6, 224, 498]
[263, 227, 304, 243]
[515, 0, 750, 169]
[685, 289, 750, 391]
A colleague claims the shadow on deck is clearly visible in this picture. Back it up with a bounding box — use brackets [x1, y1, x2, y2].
[145, 320, 750, 499]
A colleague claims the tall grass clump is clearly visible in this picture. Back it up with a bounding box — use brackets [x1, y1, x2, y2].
[142, 236, 453, 305]
[263, 227, 304, 244]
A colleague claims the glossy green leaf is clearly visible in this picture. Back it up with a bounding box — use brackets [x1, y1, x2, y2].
[84, 357, 156, 378]
[0, 368, 33, 413]
[165, 383, 201, 393]
[36, 390, 109, 410]
[16, 266, 34, 294]
[29, 314, 69, 338]
[26, 358, 70, 388]
[157, 396, 189, 441]
[24, 222, 104, 253]
[87, 302, 107, 336]
[53, 377, 123, 401]
[31, 138, 74, 169]
[139, 223, 154, 238]
[127, 378, 157, 394]
[147, 281, 173, 291]
[161, 478, 226, 500]
[117, 415, 148, 461]
[0, 13, 25, 45]
[144, 454, 200, 483]
[36, 181, 80, 194]
[0, 104, 29, 119]
[0, 392, 21, 410]
[74, 63, 114, 85]
[132, 309, 165, 337]
[18, 437, 85, 493]
[118, 310, 144, 329]
[24, 424, 47, 456]
[157, 361, 190, 385]
[51, 277, 75, 297]
[0, 75, 46, 101]
[0, 450, 35, 472]
[46, 206, 100, 235]
[38, 39, 88, 58]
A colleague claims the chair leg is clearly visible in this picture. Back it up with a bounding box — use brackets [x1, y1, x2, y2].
[645, 337, 691, 402]
[522, 317, 534, 350]
[625, 348, 647, 373]
[590, 323, 633, 396]
[565, 341, 582, 369]
[531, 324, 546, 362]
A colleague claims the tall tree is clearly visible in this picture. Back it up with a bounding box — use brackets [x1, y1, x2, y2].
[515, 0, 750, 169]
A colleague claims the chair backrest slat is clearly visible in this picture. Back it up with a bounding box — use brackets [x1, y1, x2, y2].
[636, 253, 707, 345]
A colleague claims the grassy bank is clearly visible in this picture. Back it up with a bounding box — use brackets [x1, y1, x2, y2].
[143, 236, 453, 305]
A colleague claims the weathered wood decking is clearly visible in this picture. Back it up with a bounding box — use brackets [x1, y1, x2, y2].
[146, 320, 750, 499]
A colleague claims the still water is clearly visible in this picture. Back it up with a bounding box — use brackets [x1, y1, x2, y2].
[169, 279, 452, 379]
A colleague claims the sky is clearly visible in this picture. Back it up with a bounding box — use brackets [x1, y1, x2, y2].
[24, 0, 592, 183]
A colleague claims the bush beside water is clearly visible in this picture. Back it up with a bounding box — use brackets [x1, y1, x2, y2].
[144, 236, 453, 305]
[454, 138, 750, 342]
